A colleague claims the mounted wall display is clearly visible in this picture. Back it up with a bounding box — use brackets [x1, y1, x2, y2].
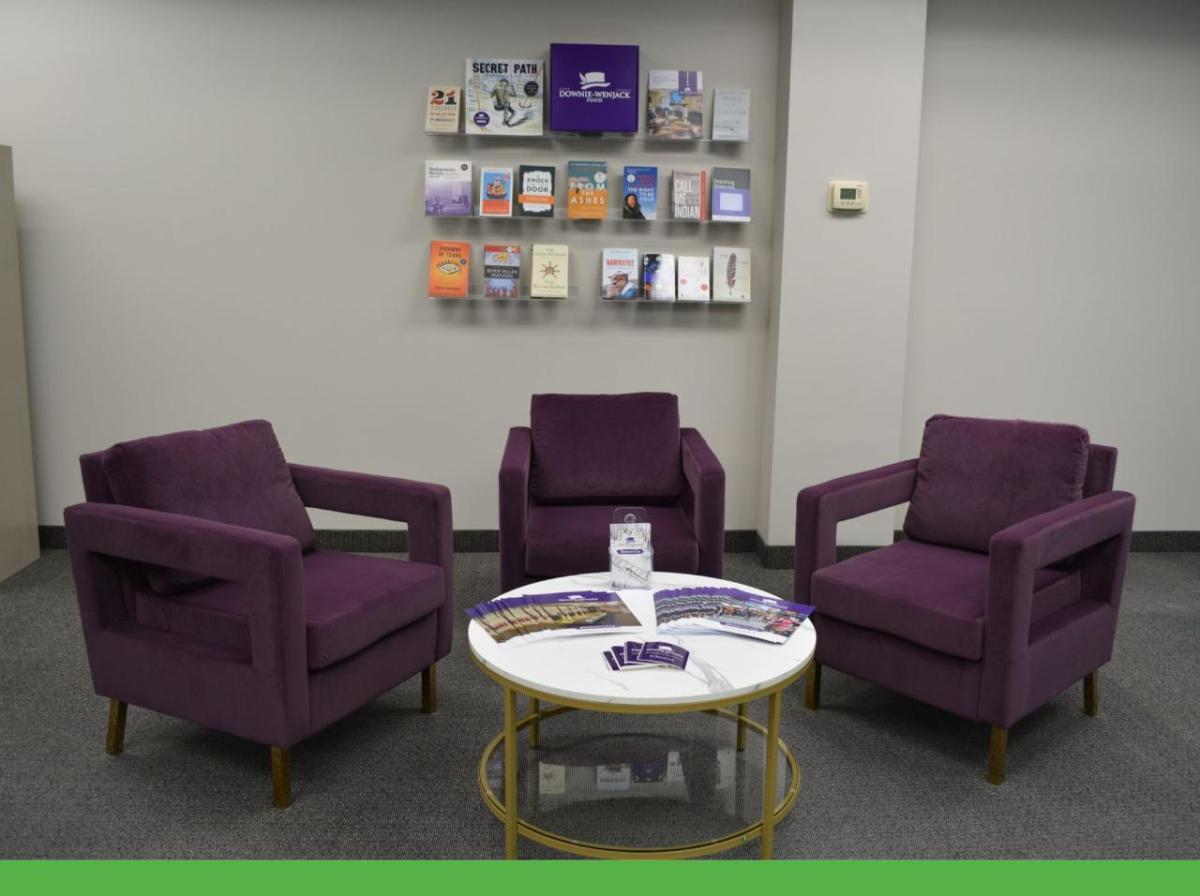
[549, 43, 640, 133]
[464, 58, 544, 135]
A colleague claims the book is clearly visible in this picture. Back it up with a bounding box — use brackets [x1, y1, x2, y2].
[642, 252, 676, 301]
[478, 167, 513, 217]
[712, 247, 751, 302]
[424, 160, 472, 216]
[672, 169, 708, 221]
[483, 244, 521, 298]
[531, 244, 569, 298]
[677, 256, 710, 301]
[464, 59, 544, 136]
[549, 43, 640, 132]
[516, 164, 556, 218]
[621, 165, 657, 220]
[601, 248, 639, 299]
[711, 167, 751, 222]
[428, 241, 470, 298]
[647, 69, 703, 140]
[567, 160, 608, 220]
[425, 85, 462, 134]
[711, 88, 751, 141]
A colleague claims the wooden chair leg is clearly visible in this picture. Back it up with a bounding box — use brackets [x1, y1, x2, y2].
[271, 746, 292, 809]
[805, 662, 821, 710]
[105, 698, 127, 756]
[1084, 669, 1099, 716]
[421, 664, 437, 714]
[987, 726, 1007, 785]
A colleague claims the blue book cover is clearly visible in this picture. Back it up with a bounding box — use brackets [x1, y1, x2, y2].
[621, 165, 658, 220]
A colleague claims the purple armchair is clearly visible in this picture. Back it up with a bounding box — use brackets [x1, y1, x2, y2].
[64, 420, 452, 807]
[795, 414, 1135, 784]
[499, 393, 725, 593]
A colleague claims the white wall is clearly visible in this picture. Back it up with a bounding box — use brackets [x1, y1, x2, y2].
[904, 0, 1200, 530]
[759, 0, 928, 546]
[0, 0, 781, 530]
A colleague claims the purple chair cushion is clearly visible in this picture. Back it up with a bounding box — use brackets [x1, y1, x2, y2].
[528, 393, 684, 505]
[132, 550, 445, 671]
[903, 415, 1090, 553]
[811, 539, 1080, 661]
[102, 420, 315, 593]
[525, 504, 699, 578]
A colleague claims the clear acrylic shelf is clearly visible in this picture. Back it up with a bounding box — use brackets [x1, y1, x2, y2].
[600, 297, 751, 306]
[427, 212, 747, 225]
[430, 286, 578, 302]
[425, 130, 750, 145]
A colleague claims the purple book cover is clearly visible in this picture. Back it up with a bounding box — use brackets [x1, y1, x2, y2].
[549, 43, 640, 133]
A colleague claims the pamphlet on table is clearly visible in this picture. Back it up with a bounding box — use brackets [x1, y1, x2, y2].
[467, 590, 641, 645]
[602, 640, 690, 672]
[653, 586, 813, 643]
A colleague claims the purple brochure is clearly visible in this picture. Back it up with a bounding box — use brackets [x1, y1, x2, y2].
[639, 642, 690, 670]
[603, 650, 621, 671]
[612, 645, 628, 666]
[624, 640, 649, 664]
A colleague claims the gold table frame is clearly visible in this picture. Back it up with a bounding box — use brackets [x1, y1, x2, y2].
[472, 655, 809, 860]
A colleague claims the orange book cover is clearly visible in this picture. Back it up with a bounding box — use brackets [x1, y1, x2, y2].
[428, 241, 470, 298]
[567, 160, 608, 220]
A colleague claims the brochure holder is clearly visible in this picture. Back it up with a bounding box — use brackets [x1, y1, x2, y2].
[610, 507, 653, 590]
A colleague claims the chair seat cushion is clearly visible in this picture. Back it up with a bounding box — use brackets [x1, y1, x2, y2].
[525, 504, 699, 578]
[133, 550, 444, 671]
[903, 414, 1090, 553]
[810, 539, 1080, 661]
[101, 419, 316, 593]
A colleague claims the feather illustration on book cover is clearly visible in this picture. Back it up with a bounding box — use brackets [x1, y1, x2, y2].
[712, 247, 751, 302]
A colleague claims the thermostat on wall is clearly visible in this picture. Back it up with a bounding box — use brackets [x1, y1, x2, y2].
[828, 180, 869, 212]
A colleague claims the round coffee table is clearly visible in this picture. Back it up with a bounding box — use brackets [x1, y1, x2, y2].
[468, 571, 816, 859]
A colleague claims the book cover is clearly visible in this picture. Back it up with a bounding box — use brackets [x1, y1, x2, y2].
[425, 85, 462, 134]
[483, 244, 521, 298]
[464, 59, 543, 135]
[531, 244, 569, 298]
[621, 165, 657, 220]
[516, 164, 556, 218]
[672, 169, 708, 221]
[567, 160, 608, 219]
[711, 88, 751, 141]
[424, 159, 472, 216]
[711, 167, 751, 222]
[647, 69, 703, 140]
[478, 166, 513, 217]
[677, 255, 710, 301]
[642, 252, 676, 301]
[601, 248, 639, 299]
[712, 247, 751, 302]
[549, 43, 639, 133]
[428, 241, 470, 298]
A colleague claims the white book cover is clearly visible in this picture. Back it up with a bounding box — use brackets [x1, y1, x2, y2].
[424, 160, 472, 216]
[677, 256, 710, 301]
[531, 244, 569, 298]
[425, 85, 462, 134]
[601, 248, 640, 299]
[464, 59, 544, 136]
[643, 252, 676, 301]
[712, 247, 751, 302]
[478, 166, 513, 217]
[712, 88, 751, 141]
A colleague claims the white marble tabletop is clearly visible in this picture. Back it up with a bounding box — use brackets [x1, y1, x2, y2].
[468, 571, 816, 708]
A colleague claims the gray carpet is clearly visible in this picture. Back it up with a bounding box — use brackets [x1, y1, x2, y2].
[0, 550, 1196, 859]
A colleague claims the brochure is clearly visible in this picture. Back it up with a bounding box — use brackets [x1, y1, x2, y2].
[652, 586, 813, 643]
[602, 640, 689, 671]
[467, 590, 642, 645]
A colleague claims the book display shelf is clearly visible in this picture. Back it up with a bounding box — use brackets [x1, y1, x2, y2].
[423, 54, 755, 307]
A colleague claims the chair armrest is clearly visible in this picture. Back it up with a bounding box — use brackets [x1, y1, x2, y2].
[681, 428, 725, 578]
[289, 464, 453, 658]
[63, 502, 306, 681]
[794, 459, 919, 601]
[499, 427, 531, 592]
[984, 491, 1136, 659]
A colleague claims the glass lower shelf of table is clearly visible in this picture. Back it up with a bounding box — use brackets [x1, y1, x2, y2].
[478, 704, 798, 858]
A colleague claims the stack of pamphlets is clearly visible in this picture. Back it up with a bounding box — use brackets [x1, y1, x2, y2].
[653, 587, 814, 644]
[467, 590, 641, 645]
[602, 640, 689, 672]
